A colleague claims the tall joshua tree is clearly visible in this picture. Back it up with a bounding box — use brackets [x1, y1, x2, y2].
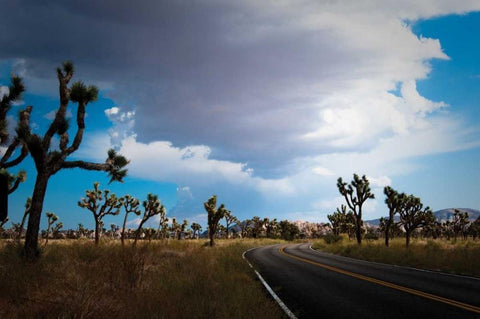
[134, 194, 166, 246]
[0, 62, 128, 259]
[204, 195, 227, 246]
[78, 182, 123, 245]
[337, 174, 374, 244]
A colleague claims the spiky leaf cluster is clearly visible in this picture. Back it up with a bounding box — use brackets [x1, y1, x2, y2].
[1, 75, 25, 144]
[107, 149, 129, 183]
[70, 81, 98, 104]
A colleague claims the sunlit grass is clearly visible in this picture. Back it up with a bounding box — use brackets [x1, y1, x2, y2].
[0, 239, 286, 318]
[312, 236, 480, 277]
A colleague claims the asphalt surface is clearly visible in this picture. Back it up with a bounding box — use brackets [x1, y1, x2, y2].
[245, 243, 480, 319]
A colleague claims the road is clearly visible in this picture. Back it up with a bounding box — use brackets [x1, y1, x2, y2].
[244, 243, 480, 319]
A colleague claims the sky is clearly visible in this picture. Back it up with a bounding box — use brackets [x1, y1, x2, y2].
[1, 1, 480, 230]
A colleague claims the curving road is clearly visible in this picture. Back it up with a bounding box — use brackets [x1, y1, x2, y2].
[244, 243, 480, 319]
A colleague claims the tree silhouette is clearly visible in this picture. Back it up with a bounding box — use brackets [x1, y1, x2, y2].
[134, 194, 166, 245]
[78, 182, 122, 245]
[383, 186, 403, 247]
[337, 174, 374, 244]
[1, 62, 129, 260]
[204, 195, 227, 246]
[121, 195, 141, 245]
[16, 197, 31, 242]
[397, 195, 434, 247]
[44, 212, 58, 246]
[190, 222, 202, 239]
[224, 210, 236, 239]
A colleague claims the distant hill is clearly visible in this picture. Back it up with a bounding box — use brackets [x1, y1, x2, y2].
[365, 208, 480, 226]
[434, 208, 480, 223]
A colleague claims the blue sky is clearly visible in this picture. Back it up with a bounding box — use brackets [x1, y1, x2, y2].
[1, 1, 480, 230]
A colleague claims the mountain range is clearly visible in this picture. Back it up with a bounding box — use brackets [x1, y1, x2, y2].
[365, 208, 480, 226]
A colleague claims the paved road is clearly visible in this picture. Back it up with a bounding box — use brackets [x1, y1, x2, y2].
[244, 243, 480, 319]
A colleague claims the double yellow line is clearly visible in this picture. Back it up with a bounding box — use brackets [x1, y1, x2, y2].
[279, 246, 480, 314]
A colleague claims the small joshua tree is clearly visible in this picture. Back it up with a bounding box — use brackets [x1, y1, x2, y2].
[78, 182, 123, 245]
[134, 194, 166, 246]
[44, 212, 58, 246]
[204, 195, 227, 246]
[383, 186, 402, 247]
[16, 197, 31, 242]
[190, 222, 202, 239]
[337, 174, 374, 244]
[398, 195, 434, 247]
[121, 195, 141, 245]
[224, 210, 236, 239]
[155, 207, 168, 239]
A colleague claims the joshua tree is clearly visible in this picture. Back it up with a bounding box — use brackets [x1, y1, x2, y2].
[155, 211, 169, 240]
[78, 182, 123, 245]
[15, 197, 31, 242]
[121, 195, 141, 245]
[328, 205, 351, 236]
[337, 174, 374, 244]
[134, 194, 166, 245]
[452, 210, 470, 240]
[383, 186, 403, 247]
[224, 210, 236, 239]
[239, 219, 253, 238]
[170, 218, 180, 239]
[265, 218, 279, 239]
[0, 170, 27, 222]
[1, 62, 129, 260]
[279, 220, 300, 241]
[204, 195, 227, 246]
[398, 195, 434, 247]
[52, 222, 63, 239]
[251, 216, 265, 239]
[190, 222, 202, 239]
[44, 212, 58, 246]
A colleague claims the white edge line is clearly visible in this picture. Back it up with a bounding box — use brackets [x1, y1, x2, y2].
[243, 248, 297, 319]
[308, 243, 480, 281]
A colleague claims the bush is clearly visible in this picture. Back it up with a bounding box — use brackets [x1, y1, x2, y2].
[323, 233, 342, 244]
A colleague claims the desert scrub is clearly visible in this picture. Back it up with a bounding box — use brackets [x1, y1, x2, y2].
[312, 237, 480, 278]
[0, 239, 285, 318]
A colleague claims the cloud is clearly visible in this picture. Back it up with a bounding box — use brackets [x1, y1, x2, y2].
[43, 109, 73, 120]
[2, 1, 480, 222]
[1, 1, 479, 177]
[104, 106, 136, 149]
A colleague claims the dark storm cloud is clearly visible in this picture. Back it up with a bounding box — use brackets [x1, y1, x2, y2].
[0, 0, 356, 176]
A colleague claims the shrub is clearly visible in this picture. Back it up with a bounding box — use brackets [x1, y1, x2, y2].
[323, 233, 343, 244]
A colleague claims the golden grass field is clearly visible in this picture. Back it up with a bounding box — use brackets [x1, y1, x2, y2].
[0, 239, 286, 319]
[312, 236, 480, 278]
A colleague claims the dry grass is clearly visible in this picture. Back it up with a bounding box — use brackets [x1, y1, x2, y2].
[312, 236, 480, 278]
[0, 239, 286, 318]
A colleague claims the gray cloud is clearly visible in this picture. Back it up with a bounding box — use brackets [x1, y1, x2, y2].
[1, 0, 479, 179]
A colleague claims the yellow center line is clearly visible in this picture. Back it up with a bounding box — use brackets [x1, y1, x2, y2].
[279, 246, 480, 314]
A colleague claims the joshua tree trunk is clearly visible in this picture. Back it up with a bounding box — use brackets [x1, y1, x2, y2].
[121, 211, 129, 246]
[94, 218, 101, 245]
[385, 220, 391, 247]
[355, 209, 362, 245]
[24, 172, 49, 260]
